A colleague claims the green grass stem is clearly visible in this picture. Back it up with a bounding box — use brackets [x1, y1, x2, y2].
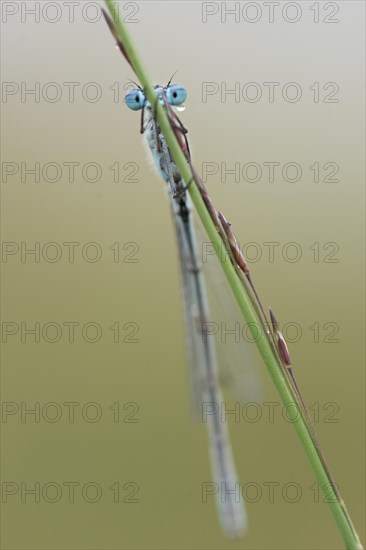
[104, 2, 363, 547]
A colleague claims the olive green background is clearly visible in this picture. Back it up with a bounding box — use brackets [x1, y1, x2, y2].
[1, 1, 365, 549]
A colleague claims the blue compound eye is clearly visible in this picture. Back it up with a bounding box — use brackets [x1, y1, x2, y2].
[124, 89, 145, 111]
[166, 84, 187, 107]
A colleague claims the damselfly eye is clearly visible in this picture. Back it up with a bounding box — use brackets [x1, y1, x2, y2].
[166, 84, 187, 107]
[124, 89, 145, 111]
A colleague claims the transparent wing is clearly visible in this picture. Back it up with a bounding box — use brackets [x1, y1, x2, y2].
[144, 109, 247, 537]
[168, 189, 246, 537]
[193, 211, 263, 405]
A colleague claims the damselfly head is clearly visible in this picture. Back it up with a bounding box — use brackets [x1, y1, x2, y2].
[124, 84, 187, 111]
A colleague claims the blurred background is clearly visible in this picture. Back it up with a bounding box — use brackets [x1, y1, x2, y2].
[1, 1, 365, 548]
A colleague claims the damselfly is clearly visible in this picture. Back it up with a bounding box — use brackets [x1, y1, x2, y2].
[102, 9, 247, 538]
